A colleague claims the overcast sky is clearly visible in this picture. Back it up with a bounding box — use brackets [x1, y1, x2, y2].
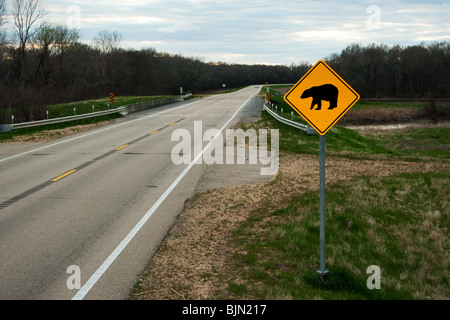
[13, 0, 450, 65]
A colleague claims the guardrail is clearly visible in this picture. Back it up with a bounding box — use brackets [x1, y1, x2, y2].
[0, 107, 127, 133]
[8, 107, 127, 131]
[263, 101, 317, 135]
[0, 94, 192, 133]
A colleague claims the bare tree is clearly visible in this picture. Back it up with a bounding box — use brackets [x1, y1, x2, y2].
[33, 23, 56, 83]
[54, 25, 79, 54]
[0, 0, 7, 46]
[12, 0, 48, 87]
[34, 24, 79, 61]
[93, 30, 122, 54]
[92, 30, 123, 91]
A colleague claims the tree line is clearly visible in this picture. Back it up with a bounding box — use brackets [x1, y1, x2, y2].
[326, 42, 450, 99]
[1, 0, 449, 123]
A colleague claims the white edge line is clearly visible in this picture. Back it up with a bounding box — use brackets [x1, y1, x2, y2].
[71, 91, 256, 300]
[0, 97, 213, 164]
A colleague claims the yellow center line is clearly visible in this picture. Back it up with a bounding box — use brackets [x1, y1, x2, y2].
[51, 169, 78, 182]
[115, 144, 129, 151]
[45, 118, 190, 188]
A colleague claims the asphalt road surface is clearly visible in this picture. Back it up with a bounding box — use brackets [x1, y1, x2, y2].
[0, 86, 262, 299]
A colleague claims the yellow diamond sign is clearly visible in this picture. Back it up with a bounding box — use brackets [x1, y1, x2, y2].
[284, 60, 360, 135]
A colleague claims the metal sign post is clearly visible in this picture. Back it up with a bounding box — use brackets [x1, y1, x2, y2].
[318, 135, 327, 275]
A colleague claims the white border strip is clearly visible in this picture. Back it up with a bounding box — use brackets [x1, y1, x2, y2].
[0, 97, 213, 164]
[71, 91, 256, 300]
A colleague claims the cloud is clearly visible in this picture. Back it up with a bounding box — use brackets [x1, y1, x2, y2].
[39, 0, 450, 65]
[157, 22, 200, 34]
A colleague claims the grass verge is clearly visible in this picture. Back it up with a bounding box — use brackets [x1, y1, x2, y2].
[229, 171, 449, 300]
[225, 110, 449, 299]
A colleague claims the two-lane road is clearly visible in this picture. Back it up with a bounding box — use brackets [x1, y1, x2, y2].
[0, 86, 261, 299]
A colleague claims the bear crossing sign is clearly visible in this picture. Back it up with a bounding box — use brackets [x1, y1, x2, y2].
[283, 60, 360, 275]
[284, 60, 360, 135]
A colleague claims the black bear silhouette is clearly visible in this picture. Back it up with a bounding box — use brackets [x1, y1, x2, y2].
[301, 84, 339, 110]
